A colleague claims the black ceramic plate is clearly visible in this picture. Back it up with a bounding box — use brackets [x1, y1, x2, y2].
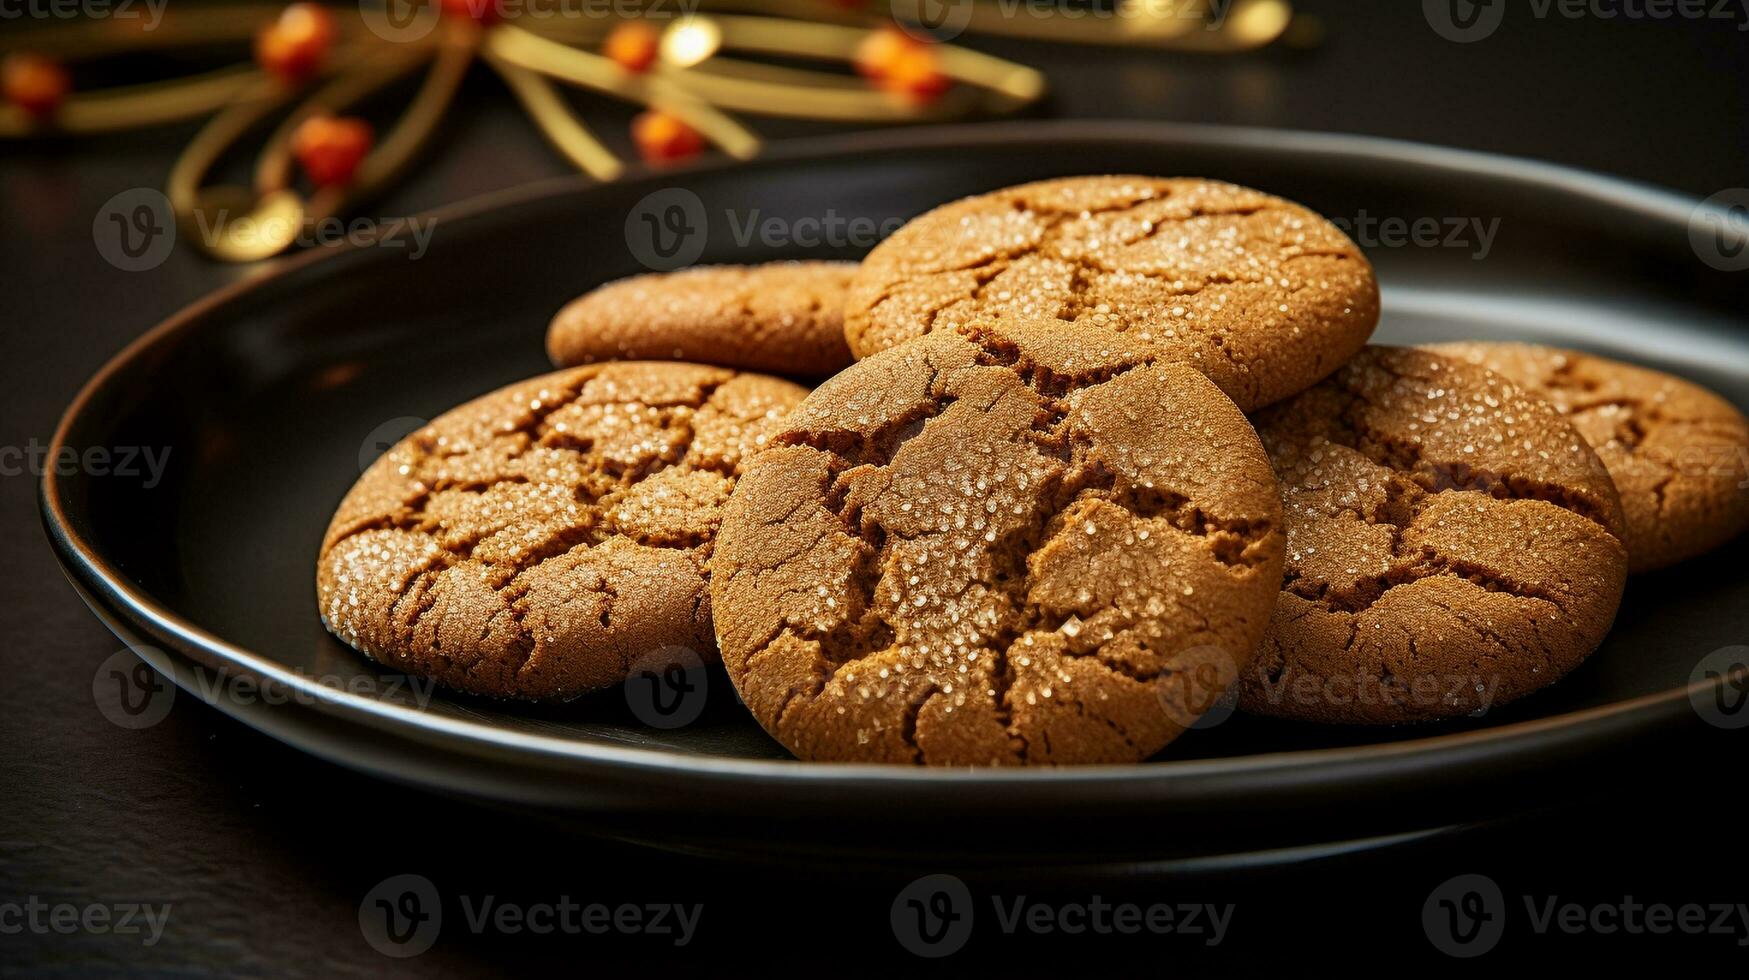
[43, 121, 1749, 865]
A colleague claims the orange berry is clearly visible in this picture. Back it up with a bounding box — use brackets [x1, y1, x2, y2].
[631, 110, 705, 165]
[292, 115, 374, 187]
[255, 3, 337, 83]
[440, 0, 500, 23]
[877, 41, 950, 104]
[604, 21, 661, 74]
[853, 26, 915, 81]
[2, 53, 70, 119]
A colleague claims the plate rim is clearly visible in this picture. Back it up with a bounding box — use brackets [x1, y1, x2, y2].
[39, 118, 1736, 790]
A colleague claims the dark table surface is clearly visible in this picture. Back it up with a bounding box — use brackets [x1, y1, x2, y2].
[6, 2, 1749, 973]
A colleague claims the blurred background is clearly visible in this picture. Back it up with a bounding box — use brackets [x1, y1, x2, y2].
[4, 1, 1747, 972]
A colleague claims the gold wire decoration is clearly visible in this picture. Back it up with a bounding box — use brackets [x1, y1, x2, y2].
[0, 0, 1308, 262]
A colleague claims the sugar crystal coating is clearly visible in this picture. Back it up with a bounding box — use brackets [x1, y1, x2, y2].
[1239, 347, 1629, 724]
[845, 176, 1379, 411]
[1429, 341, 1749, 573]
[549, 261, 856, 377]
[317, 361, 808, 700]
[711, 316, 1286, 765]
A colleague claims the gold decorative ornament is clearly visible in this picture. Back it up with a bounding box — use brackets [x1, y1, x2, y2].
[0, 0, 1309, 261]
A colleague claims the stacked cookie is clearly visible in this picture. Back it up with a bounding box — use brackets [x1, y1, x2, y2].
[318, 175, 1749, 765]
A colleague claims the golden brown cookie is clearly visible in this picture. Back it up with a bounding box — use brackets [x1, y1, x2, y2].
[1238, 347, 1629, 725]
[844, 176, 1379, 411]
[317, 362, 808, 700]
[1427, 342, 1749, 573]
[548, 261, 856, 377]
[711, 317, 1286, 765]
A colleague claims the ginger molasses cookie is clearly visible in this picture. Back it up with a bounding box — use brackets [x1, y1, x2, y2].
[318, 362, 808, 700]
[1238, 347, 1629, 725]
[844, 176, 1379, 411]
[548, 261, 856, 377]
[1428, 341, 1749, 573]
[711, 317, 1286, 765]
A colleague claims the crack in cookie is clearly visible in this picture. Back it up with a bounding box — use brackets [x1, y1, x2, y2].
[845, 176, 1380, 411]
[1239, 346, 1630, 725]
[712, 317, 1286, 765]
[1429, 341, 1749, 572]
[316, 362, 809, 700]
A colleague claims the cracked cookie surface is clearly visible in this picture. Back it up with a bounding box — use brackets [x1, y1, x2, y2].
[1238, 347, 1628, 725]
[844, 176, 1379, 411]
[710, 317, 1286, 765]
[1428, 342, 1749, 573]
[548, 261, 856, 377]
[317, 362, 808, 700]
